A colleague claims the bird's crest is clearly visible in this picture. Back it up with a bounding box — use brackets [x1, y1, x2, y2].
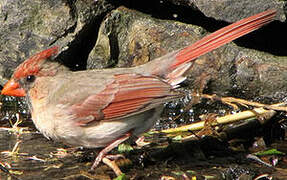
[13, 46, 59, 79]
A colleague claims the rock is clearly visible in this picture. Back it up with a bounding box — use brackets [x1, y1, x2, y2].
[166, 0, 286, 22]
[0, 0, 114, 85]
[87, 7, 209, 69]
[88, 6, 287, 102]
[0, 1, 286, 102]
[0, 0, 72, 85]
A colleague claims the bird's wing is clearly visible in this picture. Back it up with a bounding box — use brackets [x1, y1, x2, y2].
[66, 73, 180, 126]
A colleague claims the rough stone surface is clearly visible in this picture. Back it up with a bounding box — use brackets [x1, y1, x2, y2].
[0, 0, 114, 84]
[166, 0, 286, 22]
[0, 0, 73, 84]
[87, 7, 208, 69]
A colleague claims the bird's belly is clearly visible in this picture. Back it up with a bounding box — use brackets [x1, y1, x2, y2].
[32, 104, 163, 148]
[57, 106, 164, 148]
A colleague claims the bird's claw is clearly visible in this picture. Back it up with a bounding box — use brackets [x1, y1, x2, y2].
[91, 153, 125, 176]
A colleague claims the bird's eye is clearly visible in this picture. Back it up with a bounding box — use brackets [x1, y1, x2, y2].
[26, 75, 36, 83]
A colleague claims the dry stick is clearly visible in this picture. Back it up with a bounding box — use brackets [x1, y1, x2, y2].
[195, 93, 287, 112]
[102, 157, 123, 177]
[160, 94, 286, 134]
[161, 107, 276, 133]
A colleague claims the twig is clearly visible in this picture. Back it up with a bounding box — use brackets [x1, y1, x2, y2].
[194, 93, 287, 112]
[160, 107, 276, 133]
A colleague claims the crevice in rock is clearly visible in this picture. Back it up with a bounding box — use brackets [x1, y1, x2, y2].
[56, 3, 115, 71]
[57, 18, 102, 71]
[107, 30, 120, 68]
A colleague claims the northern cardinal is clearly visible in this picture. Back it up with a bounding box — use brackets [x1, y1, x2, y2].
[1, 9, 276, 173]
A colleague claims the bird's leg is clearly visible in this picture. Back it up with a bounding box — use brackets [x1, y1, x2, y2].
[91, 132, 131, 170]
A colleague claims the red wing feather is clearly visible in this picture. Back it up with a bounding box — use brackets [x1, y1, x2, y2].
[70, 74, 176, 125]
[103, 97, 153, 119]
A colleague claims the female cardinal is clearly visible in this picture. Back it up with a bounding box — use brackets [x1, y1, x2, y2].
[1, 9, 276, 173]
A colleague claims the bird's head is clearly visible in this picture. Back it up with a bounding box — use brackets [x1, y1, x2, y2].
[1, 46, 60, 97]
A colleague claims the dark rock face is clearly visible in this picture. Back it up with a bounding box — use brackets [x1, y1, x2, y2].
[0, 0, 286, 102]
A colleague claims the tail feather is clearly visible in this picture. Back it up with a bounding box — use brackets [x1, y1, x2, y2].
[166, 63, 192, 87]
[172, 9, 276, 69]
[139, 9, 276, 86]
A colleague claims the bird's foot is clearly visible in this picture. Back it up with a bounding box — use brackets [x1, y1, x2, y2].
[90, 132, 131, 175]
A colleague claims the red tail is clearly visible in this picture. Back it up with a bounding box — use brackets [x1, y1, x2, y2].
[171, 9, 276, 69]
[141, 9, 276, 85]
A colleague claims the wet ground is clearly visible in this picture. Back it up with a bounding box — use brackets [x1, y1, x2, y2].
[0, 96, 286, 180]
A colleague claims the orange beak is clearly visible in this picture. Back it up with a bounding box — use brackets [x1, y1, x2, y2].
[1, 79, 26, 97]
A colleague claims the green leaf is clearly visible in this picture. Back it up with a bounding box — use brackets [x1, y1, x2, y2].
[172, 171, 184, 176]
[254, 148, 285, 156]
[172, 135, 182, 141]
[204, 175, 216, 179]
[186, 170, 197, 175]
[118, 143, 134, 153]
[113, 173, 126, 180]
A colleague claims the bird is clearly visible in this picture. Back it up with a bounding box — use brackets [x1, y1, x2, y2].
[1, 9, 276, 174]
